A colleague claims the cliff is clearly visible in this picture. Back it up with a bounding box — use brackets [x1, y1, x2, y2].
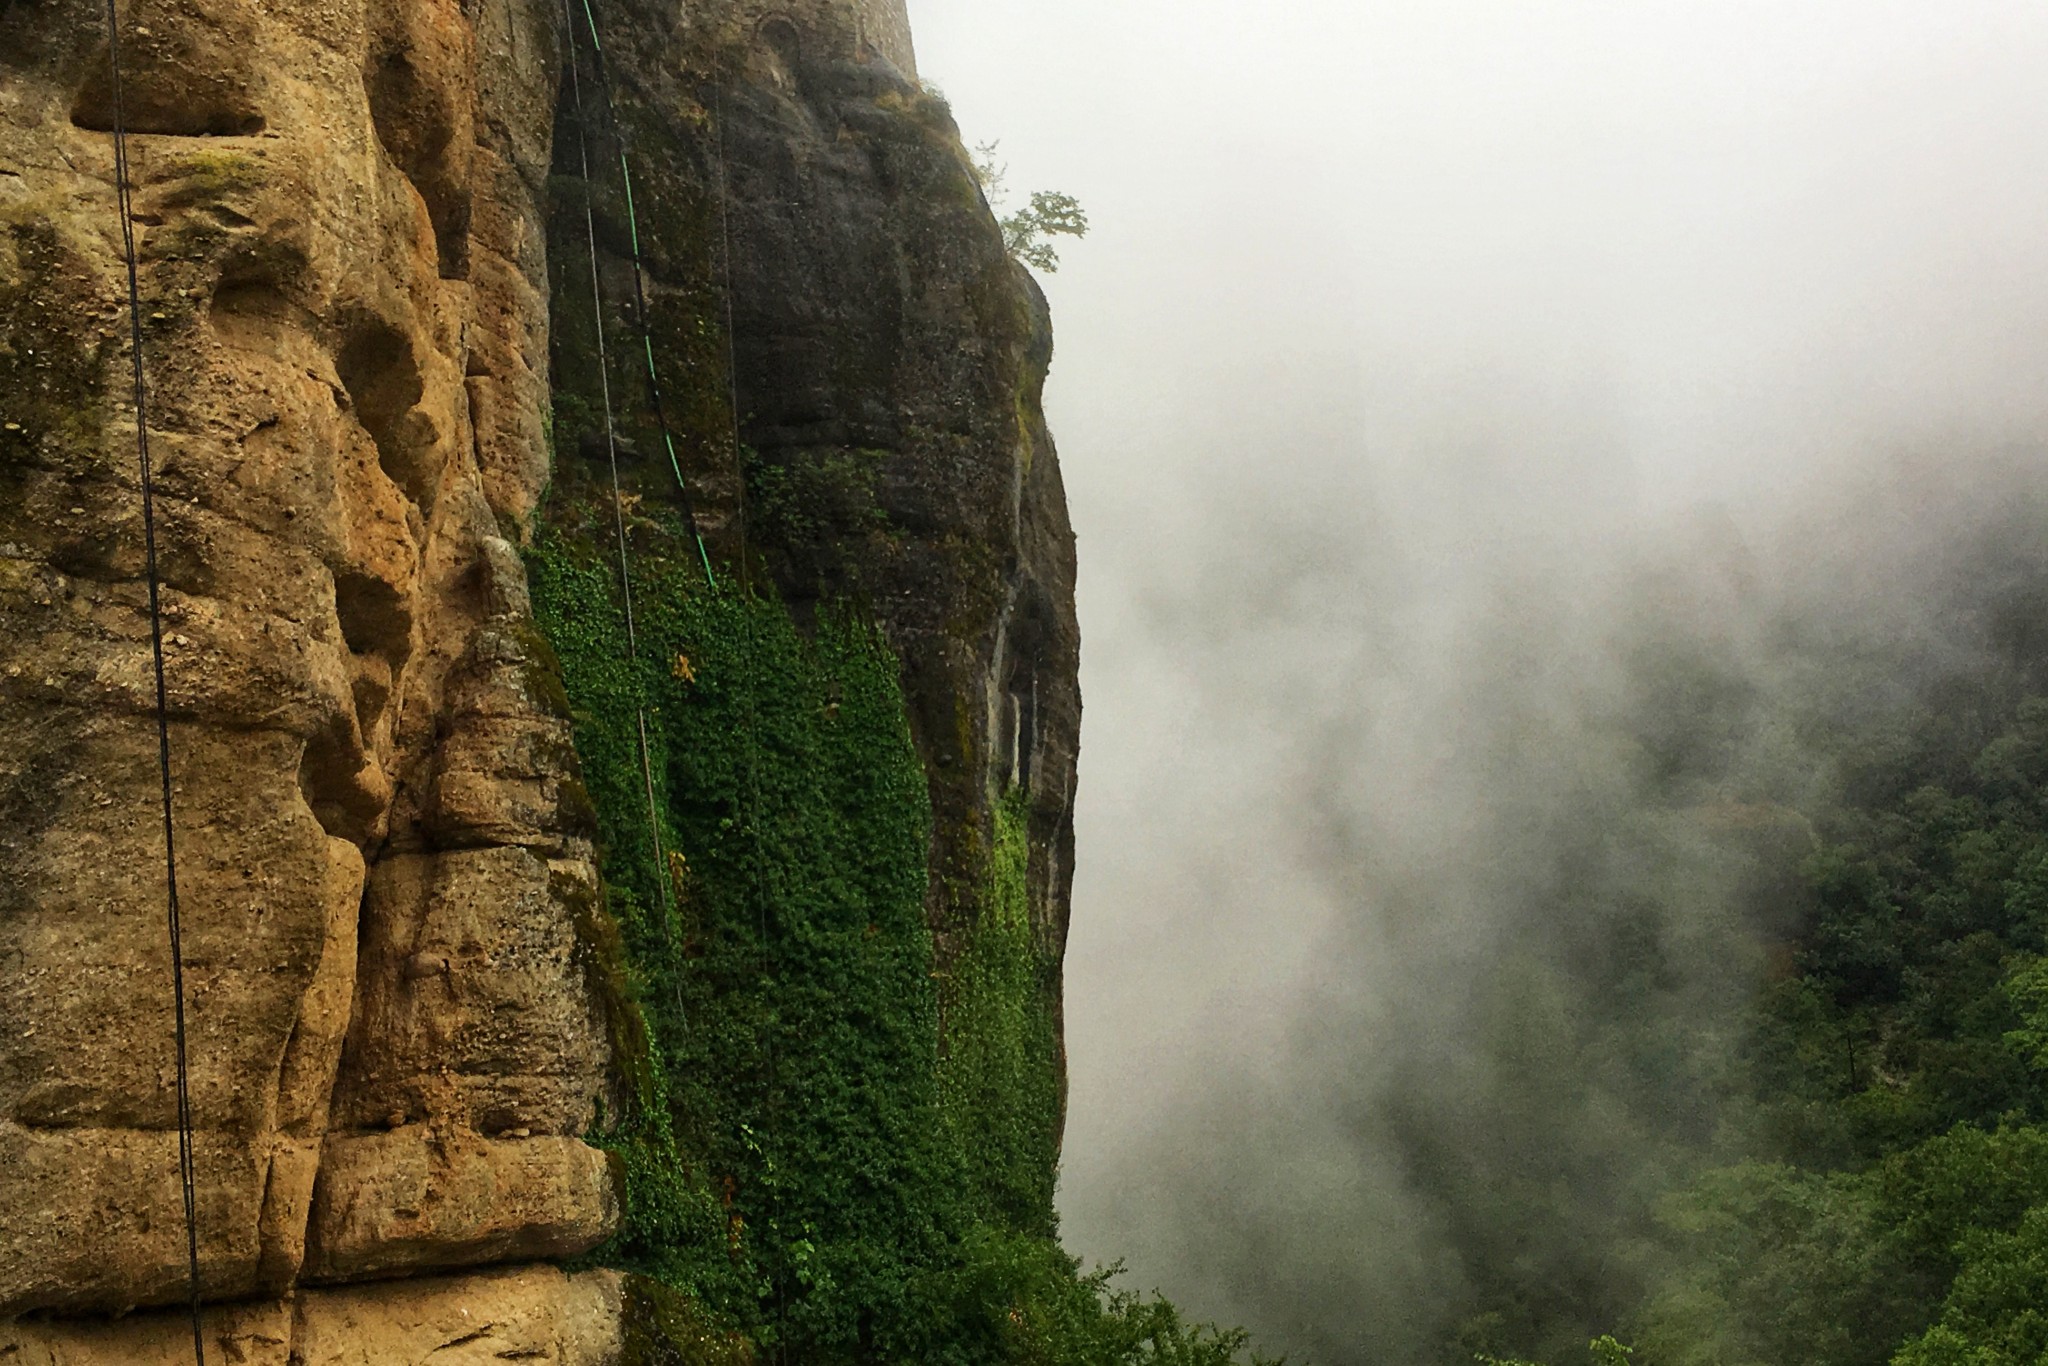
[0, 0, 1080, 1359]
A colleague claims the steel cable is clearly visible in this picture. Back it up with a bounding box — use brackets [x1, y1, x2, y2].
[99, 1, 206, 1360]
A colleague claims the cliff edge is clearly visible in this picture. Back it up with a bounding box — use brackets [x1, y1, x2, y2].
[0, 0, 1079, 1359]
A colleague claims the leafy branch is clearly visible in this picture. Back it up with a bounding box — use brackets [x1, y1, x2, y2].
[974, 140, 1090, 273]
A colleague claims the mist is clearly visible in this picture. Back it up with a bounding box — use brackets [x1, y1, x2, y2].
[912, 3, 2048, 1361]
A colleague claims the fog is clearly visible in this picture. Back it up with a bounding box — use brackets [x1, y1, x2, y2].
[911, 3, 2048, 1360]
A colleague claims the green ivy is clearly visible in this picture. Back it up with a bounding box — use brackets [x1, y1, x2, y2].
[529, 499, 1271, 1363]
[536, 25, 1271, 1354]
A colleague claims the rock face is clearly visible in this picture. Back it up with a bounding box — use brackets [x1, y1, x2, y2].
[579, 0, 1082, 994]
[5, 1266, 626, 1365]
[0, 0, 615, 1340]
[0, 0, 1078, 1356]
[711, 0, 916, 78]
[714, 25, 1081, 1011]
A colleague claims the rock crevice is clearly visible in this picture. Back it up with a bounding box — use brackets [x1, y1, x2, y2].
[0, 0, 615, 1325]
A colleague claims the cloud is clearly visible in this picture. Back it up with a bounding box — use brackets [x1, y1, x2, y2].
[914, 2, 2048, 1359]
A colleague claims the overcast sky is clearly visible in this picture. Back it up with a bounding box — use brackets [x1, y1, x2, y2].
[911, 2, 2048, 1356]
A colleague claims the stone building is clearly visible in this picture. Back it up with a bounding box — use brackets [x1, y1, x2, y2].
[695, 0, 918, 77]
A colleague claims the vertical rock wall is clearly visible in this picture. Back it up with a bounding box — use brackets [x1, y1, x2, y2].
[710, 10, 1076, 1008]
[550, 0, 1079, 1095]
[0, 0, 1076, 1356]
[532, 1, 1081, 1343]
[0, 0, 622, 1352]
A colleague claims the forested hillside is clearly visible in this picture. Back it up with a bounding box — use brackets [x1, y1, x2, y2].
[1437, 468, 2048, 1366]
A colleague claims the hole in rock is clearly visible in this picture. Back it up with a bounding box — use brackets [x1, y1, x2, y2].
[753, 17, 803, 90]
[298, 718, 386, 847]
[334, 567, 411, 667]
[333, 566, 409, 753]
[336, 321, 440, 510]
[365, 47, 472, 280]
[71, 47, 265, 137]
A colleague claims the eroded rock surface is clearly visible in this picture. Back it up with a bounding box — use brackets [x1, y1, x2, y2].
[0, 0, 611, 1326]
[3, 1266, 626, 1365]
[1, 0, 1071, 1356]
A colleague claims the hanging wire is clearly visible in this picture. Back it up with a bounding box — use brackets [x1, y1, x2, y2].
[709, 78, 754, 592]
[559, 0, 681, 969]
[709, 60, 793, 1366]
[561, 7, 788, 1357]
[572, 0, 717, 589]
[99, 1, 205, 1361]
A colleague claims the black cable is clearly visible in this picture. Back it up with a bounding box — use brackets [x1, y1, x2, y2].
[560, 0, 637, 657]
[710, 64, 792, 1366]
[570, 0, 716, 587]
[559, 0, 680, 973]
[100, 3, 205, 1361]
[710, 77, 753, 591]
[562, 11, 786, 1358]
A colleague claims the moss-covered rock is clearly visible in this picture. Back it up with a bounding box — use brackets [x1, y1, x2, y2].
[532, 3, 1120, 1359]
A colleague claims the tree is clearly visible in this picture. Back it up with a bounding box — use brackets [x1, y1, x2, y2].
[973, 141, 1090, 273]
[1477, 1335, 1634, 1366]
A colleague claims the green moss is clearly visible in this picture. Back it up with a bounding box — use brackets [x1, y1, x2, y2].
[530, 502, 955, 1350]
[509, 616, 578, 719]
[157, 149, 266, 209]
[621, 1276, 756, 1366]
[742, 446, 899, 593]
[939, 532, 1006, 641]
[939, 788, 1064, 1235]
[558, 775, 602, 839]
[553, 859, 654, 1118]
[529, 495, 1269, 1363]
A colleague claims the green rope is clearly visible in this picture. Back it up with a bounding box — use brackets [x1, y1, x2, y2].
[562, 10, 790, 1357]
[558, 0, 682, 983]
[573, 0, 718, 589]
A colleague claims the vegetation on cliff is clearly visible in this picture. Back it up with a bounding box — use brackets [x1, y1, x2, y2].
[969, 140, 1089, 274]
[531, 19, 1267, 1358]
[529, 504, 1271, 1363]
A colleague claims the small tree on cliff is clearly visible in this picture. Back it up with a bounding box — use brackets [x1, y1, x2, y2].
[973, 141, 1090, 273]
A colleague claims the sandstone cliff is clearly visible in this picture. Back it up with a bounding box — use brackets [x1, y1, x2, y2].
[0, 0, 1078, 1360]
